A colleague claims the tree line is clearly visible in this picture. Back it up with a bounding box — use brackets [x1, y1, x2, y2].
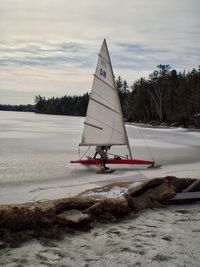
[1, 65, 200, 127]
[126, 65, 200, 127]
[34, 65, 200, 127]
[0, 104, 35, 112]
[34, 93, 89, 116]
[34, 79, 130, 117]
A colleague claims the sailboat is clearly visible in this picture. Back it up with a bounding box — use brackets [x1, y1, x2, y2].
[71, 39, 157, 170]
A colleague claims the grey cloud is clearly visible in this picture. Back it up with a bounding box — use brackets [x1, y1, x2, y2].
[0, 41, 92, 68]
[117, 42, 169, 54]
[0, 39, 199, 73]
[112, 42, 200, 71]
[111, 42, 169, 70]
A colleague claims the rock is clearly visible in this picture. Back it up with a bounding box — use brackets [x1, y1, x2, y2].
[0, 241, 5, 249]
[170, 122, 181, 127]
[57, 209, 92, 230]
[160, 122, 169, 127]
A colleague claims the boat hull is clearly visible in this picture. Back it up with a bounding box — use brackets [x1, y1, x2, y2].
[70, 159, 155, 165]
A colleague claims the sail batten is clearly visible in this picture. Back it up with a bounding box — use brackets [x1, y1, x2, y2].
[83, 122, 103, 130]
[86, 114, 127, 136]
[90, 97, 121, 115]
[80, 39, 128, 147]
[98, 53, 110, 65]
[93, 74, 116, 92]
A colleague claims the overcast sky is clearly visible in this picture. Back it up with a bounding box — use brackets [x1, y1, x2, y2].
[0, 0, 200, 104]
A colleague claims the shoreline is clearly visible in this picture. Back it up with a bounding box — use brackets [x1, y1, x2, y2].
[1, 110, 200, 129]
[0, 176, 199, 248]
[127, 121, 200, 130]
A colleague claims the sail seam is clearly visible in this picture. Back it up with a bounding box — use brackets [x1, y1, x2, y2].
[90, 97, 121, 115]
[83, 122, 103, 130]
[86, 114, 127, 137]
[92, 91, 115, 110]
[98, 53, 110, 65]
[93, 74, 115, 92]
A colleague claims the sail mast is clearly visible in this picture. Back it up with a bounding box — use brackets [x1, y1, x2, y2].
[103, 40, 133, 159]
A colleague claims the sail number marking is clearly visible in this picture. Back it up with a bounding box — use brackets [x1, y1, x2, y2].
[100, 68, 106, 78]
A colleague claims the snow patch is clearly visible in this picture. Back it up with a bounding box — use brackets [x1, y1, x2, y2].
[82, 183, 142, 200]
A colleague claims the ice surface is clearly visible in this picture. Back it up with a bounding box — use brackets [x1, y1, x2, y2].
[0, 111, 200, 204]
[0, 112, 200, 266]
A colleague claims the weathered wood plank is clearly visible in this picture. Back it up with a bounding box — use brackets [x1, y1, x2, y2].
[170, 192, 200, 201]
[184, 179, 200, 192]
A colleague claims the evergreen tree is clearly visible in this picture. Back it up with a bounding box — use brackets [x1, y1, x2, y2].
[32, 65, 200, 128]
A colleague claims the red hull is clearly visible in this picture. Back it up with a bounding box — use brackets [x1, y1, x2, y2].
[70, 159, 155, 165]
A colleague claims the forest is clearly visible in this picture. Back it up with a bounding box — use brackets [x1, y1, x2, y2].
[34, 65, 200, 128]
[1, 65, 200, 128]
[125, 65, 200, 127]
[0, 104, 35, 112]
[34, 93, 89, 116]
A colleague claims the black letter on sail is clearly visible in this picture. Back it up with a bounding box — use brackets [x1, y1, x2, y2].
[100, 68, 106, 78]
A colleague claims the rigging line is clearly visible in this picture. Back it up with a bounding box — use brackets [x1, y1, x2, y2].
[137, 125, 155, 162]
[87, 114, 125, 137]
[109, 108, 116, 144]
[80, 146, 91, 160]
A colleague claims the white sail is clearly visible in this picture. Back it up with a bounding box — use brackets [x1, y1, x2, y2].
[80, 39, 128, 146]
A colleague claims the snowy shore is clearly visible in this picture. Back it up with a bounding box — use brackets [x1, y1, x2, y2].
[0, 177, 200, 267]
[1, 204, 200, 267]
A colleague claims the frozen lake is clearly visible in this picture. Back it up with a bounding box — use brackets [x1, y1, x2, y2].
[0, 111, 200, 204]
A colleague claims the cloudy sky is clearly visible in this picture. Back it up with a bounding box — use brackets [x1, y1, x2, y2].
[0, 0, 200, 104]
